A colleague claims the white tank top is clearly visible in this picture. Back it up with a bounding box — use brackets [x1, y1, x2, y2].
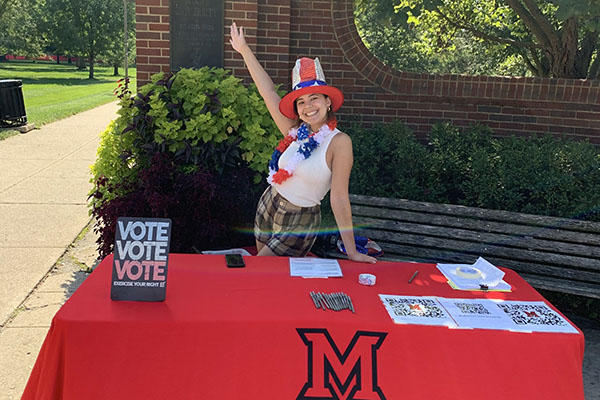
[273, 129, 339, 207]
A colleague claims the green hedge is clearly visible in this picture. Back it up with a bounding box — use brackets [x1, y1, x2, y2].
[349, 122, 430, 200]
[349, 122, 600, 221]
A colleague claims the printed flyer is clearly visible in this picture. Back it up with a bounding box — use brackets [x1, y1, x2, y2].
[379, 295, 579, 334]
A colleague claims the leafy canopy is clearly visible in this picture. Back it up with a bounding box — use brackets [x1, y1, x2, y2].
[354, 0, 526, 75]
[356, 0, 600, 78]
[41, 0, 132, 78]
[0, 0, 44, 57]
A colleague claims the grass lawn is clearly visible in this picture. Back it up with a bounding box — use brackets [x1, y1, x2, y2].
[0, 61, 136, 128]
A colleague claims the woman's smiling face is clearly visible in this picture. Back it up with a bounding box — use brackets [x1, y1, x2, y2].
[295, 93, 331, 130]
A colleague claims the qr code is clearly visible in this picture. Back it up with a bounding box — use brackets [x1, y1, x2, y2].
[454, 302, 490, 315]
[497, 304, 566, 326]
[385, 298, 446, 318]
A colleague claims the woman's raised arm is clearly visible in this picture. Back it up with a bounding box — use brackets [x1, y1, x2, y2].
[229, 22, 296, 135]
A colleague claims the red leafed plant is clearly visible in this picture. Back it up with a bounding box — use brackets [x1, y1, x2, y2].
[90, 153, 258, 259]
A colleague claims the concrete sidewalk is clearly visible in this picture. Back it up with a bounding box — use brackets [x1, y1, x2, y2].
[0, 101, 598, 399]
[0, 101, 118, 398]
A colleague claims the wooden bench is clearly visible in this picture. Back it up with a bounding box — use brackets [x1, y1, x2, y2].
[339, 194, 600, 299]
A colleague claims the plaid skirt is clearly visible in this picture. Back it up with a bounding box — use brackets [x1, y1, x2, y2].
[254, 186, 321, 257]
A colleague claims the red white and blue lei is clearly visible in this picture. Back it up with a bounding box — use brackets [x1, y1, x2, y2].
[267, 119, 337, 185]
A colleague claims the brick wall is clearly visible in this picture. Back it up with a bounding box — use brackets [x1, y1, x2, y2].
[135, 0, 171, 83]
[136, 0, 600, 142]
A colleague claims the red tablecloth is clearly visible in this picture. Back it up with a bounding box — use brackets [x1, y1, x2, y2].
[22, 254, 585, 399]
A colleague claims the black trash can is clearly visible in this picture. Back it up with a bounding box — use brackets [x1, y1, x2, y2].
[0, 79, 27, 128]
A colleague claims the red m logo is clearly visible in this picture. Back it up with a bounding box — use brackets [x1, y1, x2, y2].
[297, 329, 387, 400]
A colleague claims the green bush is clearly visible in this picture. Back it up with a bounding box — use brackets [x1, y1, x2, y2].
[426, 123, 497, 205]
[492, 134, 600, 218]
[349, 121, 600, 221]
[349, 121, 430, 200]
[89, 67, 281, 254]
[91, 67, 282, 206]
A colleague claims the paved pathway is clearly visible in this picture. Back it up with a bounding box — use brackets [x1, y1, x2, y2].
[0, 102, 118, 398]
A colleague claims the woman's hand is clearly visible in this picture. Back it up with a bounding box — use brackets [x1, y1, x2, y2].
[227, 21, 296, 134]
[229, 22, 248, 54]
[347, 251, 377, 264]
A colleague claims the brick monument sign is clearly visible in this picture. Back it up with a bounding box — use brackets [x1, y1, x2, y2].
[135, 0, 600, 142]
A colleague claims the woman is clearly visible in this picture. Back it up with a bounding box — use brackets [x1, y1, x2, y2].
[230, 22, 376, 264]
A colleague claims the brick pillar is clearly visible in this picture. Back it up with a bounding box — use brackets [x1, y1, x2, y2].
[135, 0, 171, 84]
[223, 0, 259, 86]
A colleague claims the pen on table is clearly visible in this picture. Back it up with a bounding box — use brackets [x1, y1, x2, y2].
[309, 291, 321, 309]
[319, 292, 331, 310]
[408, 270, 419, 284]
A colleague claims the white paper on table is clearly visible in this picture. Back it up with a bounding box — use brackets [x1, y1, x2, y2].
[437, 257, 508, 290]
[289, 258, 343, 278]
[437, 298, 520, 331]
[447, 279, 512, 292]
[379, 295, 457, 327]
[492, 300, 579, 334]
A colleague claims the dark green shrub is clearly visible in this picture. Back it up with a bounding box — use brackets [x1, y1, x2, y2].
[561, 139, 600, 220]
[426, 123, 497, 205]
[349, 122, 430, 200]
[347, 121, 600, 221]
[539, 289, 600, 322]
[493, 134, 600, 219]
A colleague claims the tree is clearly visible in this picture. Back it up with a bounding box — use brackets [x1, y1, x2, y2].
[0, 0, 44, 59]
[354, 0, 527, 75]
[102, 33, 135, 76]
[41, 0, 84, 65]
[360, 0, 600, 78]
[99, 0, 135, 76]
[43, 0, 126, 79]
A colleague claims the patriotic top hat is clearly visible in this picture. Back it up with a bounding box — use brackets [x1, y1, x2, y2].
[279, 57, 344, 119]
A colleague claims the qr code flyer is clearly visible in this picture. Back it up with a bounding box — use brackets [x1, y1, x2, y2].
[437, 298, 516, 331]
[495, 301, 579, 334]
[378, 295, 457, 327]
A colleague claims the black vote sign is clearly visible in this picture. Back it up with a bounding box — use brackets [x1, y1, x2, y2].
[111, 217, 172, 302]
[170, 0, 224, 70]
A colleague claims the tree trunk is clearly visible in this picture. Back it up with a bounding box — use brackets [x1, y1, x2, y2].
[506, 1, 589, 79]
[548, 17, 579, 78]
[113, 65, 119, 76]
[88, 33, 95, 79]
[88, 51, 95, 79]
[577, 29, 598, 78]
[522, 48, 550, 77]
[77, 57, 86, 70]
